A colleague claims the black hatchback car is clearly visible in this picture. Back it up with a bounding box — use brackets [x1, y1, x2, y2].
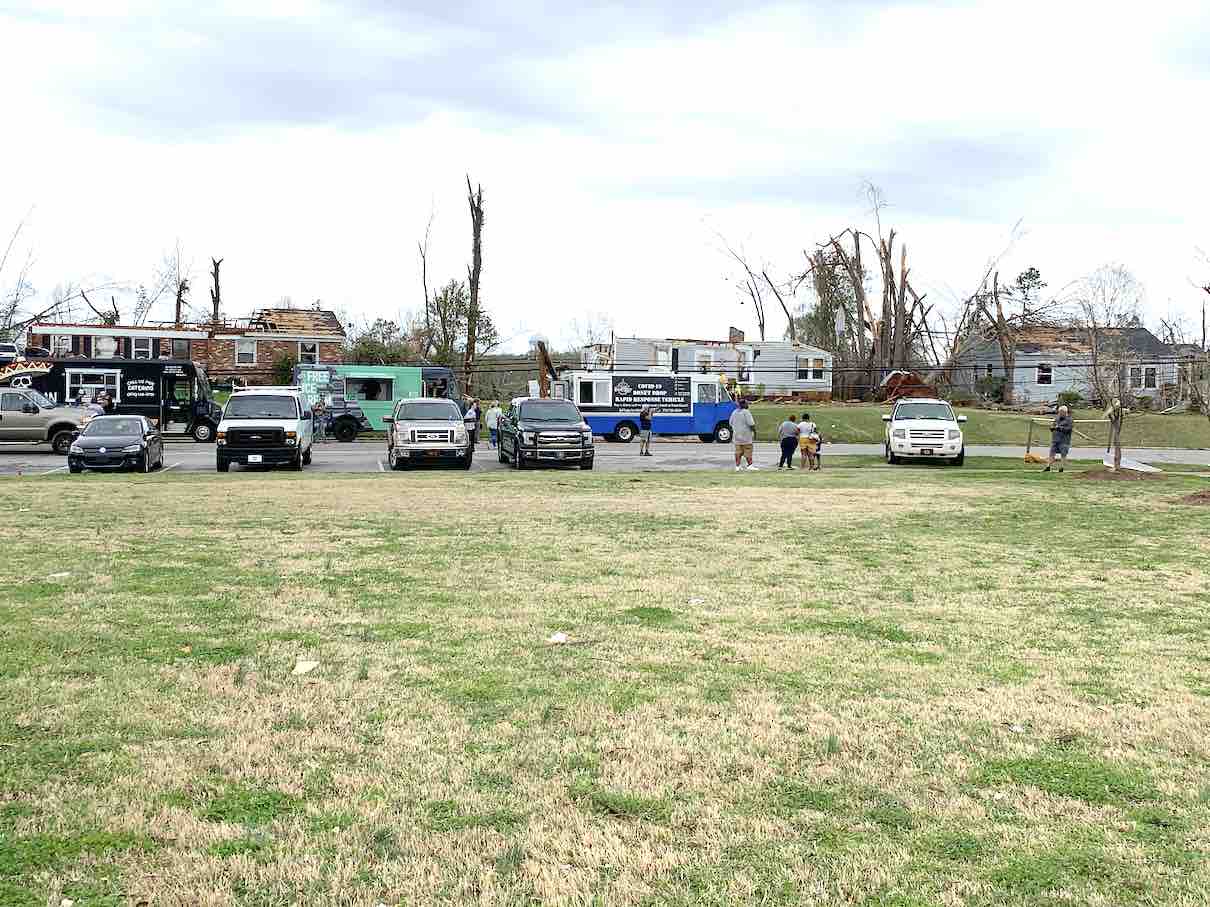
[68, 415, 164, 473]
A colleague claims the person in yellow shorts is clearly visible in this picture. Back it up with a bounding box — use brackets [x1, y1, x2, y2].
[798, 412, 820, 470]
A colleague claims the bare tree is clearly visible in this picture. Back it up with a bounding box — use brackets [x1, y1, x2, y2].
[464, 176, 484, 395]
[716, 235, 769, 341]
[565, 311, 615, 349]
[210, 257, 224, 324]
[761, 269, 797, 342]
[416, 208, 435, 360]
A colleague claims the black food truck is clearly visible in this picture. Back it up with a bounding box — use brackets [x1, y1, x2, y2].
[3, 358, 223, 441]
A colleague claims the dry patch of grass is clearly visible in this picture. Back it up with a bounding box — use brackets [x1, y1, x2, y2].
[2, 469, 1210, 905]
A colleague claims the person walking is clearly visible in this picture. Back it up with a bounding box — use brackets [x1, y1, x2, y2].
[729, 399, 758, 471]
[1044, 405, 1073, 472]
[485, 401, 502, 448]
[777, 414, 799, 469]
[638, 406, 654, 456]
[312, 398, 327, 443]
[798, 412, 820, 470]
[463, 399, 480, 448]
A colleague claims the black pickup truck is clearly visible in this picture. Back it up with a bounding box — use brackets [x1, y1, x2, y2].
[497, 397, 594, 470]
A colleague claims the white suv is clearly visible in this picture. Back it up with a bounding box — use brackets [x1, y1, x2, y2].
[216, 386, 314, 472]
[882, 398, 966, 466]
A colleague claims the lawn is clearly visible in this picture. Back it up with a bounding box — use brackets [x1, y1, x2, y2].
[2, 469, 1210, 906]
[750, 403, 1210, 449]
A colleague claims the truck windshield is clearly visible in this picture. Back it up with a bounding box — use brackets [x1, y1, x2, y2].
[894, 402, 954, 421]
[225, 395, 298, 419]
[521, 401, 581, 422]
[398, 401, 461, 420]
[27, 390, 56, 409]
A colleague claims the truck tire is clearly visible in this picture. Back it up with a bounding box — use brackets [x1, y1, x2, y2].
[497, 443, 507, 464]
[50, 428, 75, 455]
[461, 452, 473, 470]
[885, 444, 898, 465]
[217, 456, 230, 473]
[614, 422, 637, 443]
[698, 433, 715, 444]
[303, 446, 312, 465]
[192, 422, 215, 442]
[713, 422, 733, 444]
[68, 463, 83, 474]
[290, 451, 304, 471]
[512, 444, 526, 470]
[333, 419, 358, 443]
[580, 457, 594, 470]
[952, 448, 965, 467]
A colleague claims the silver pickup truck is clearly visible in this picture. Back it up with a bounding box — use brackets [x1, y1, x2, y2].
[0, 387, 88, 454]
[383, 397, 472, 470]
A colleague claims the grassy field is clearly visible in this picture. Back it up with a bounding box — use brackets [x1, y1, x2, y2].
[750, 403, 1210, 449]
[3, 469, 1210, 906]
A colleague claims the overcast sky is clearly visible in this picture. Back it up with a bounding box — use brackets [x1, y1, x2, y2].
[3, 0, 1208, 349]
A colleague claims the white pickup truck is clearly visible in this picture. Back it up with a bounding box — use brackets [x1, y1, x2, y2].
[882, 398, 967, 466]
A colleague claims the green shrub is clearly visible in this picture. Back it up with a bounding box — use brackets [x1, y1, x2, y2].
[976, 375, 1006, 402]
[272, 353, 297, 386]
[1057, 390, 1083, 408]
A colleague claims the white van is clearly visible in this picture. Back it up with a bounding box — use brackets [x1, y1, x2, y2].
[216, 386, 314, 472]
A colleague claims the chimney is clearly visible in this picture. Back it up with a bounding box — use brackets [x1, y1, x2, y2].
[729, 326, 745, 343]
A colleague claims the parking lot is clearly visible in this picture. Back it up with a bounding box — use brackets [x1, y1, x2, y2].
[2, 439, 1207, 476]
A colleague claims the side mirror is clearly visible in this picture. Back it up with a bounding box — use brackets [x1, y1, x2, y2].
[881, 414, 892, 422]
[957, 415, 968, 423]
[382, 417, 394, 424]
[22, 403, 38, 414]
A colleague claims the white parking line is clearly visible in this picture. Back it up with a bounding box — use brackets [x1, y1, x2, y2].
[377, 459, 386, 472]
[40, 465, 67, 476]
[161, 462, 182, 472]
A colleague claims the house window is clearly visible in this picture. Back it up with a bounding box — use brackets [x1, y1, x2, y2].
[578, 379, 610, 406]
[1036, 364, 1053, 386]
[653, 345, 671, 369]
[1129, 367, 1142, 388]
[93, 336, 119, 358]
[132, 338, 152, 360]
[236, 338, 257, 365]
[796, 356, 812, 381]
[812, 358, 825, 380]
[299, 341, 319, 365]
[172, 339, 190, 359]
[695, 352, 713, 375]
[67, 369, 121, 403]
[1144, 367, 1157, 389]
[52, 335, 72, 355]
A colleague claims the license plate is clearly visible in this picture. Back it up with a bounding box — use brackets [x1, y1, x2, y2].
[248, 454, 263, 463]
[426, 450, 443, 458]
[920, 448, 933, 456]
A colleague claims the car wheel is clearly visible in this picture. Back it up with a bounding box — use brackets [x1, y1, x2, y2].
[216, 456, 230, 473]
[713, 423, 733, 444]
[192, 422, 214, 443]
[333, 419, 358, 443]
[68, 463, 83, 474]
[303, 446, 312, 465]
[50, 429, 74, 455]
[614, 422, 637, 443]
[885, 444, 898, 465]
[698, 433, 715, 444]
[953, 447, 965, 467]
[389, 448, 406, 471]
[497, 442, 508, 464]
[580, 457, 594, 470]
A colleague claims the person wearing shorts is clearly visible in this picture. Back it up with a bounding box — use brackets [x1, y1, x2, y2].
[798, 412, 819, 470]
[1045, 405, 1073, 472]
[729, 400, 758, 471]
[638, 407, 653, 456]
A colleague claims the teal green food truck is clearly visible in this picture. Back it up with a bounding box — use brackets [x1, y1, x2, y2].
[293, 364, 462, 431]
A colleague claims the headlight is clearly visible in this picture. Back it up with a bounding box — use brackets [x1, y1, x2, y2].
[582, 430, 593, 443]
[69, 444, 83, 454]
[122, 443, 142, 453]
[892, 429, 906, 439]
[286, 437, 297, 446]
[454, 429, 468, 443]
[522, 431, 536, 446]
[948, 429, 961, 440]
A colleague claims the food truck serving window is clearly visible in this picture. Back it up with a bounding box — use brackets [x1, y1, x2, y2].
[67, 369, 121, 403]
[578, 379, 610, 405]
[346, 377, 392, 401]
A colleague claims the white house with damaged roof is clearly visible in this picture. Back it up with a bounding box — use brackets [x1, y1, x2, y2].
[582, 329, 833, 399]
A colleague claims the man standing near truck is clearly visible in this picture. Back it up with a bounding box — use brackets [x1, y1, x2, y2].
[1044, 405, 1073, 473]
[729, 400, 758, 472]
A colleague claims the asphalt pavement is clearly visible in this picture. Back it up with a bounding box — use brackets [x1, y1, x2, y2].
[0, 439, 1207, 477]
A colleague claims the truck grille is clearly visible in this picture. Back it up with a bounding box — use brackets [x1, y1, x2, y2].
[411, 429, 453, 443]
[538, 431, 582, 448]
[228, 428, 285, 448]
[908, 429, 946, 443]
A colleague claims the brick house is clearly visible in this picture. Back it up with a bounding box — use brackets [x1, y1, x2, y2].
[26, 307, 347, 386]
